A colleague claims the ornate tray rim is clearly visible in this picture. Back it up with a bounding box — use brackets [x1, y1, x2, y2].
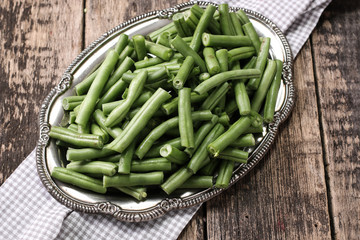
[36, 1, 294, 222]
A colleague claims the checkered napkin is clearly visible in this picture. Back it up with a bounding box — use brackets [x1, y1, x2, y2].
[0, 1, 330, 239]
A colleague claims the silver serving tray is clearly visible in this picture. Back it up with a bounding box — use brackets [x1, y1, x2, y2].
[36, 1, 294, 222]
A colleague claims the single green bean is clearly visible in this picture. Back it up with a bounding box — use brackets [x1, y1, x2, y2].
[62, 95, 86, 111]
[264, 59, 283, 123]
[66, 147, 115, 161]
[199, 160, 219, 176]
[179, 176, 213, 188]
[178, 88, 194, 148]
[216, 147, 248, 163]
[215, 160, 234, 188]
[160, 144, 189, 165]
[145, 40, 173, 61]
[98, 154, 121, 162]
[75, 68, 99, 96]
[67, 161, 117, 176]
[96, 79, 128, 110]
[90, 123, 109, 143]
[145, 137, 182, 158]
[103, 172, 164, 187]
[191, 4, 221, 35]
[207, 116, 253, 157]
[131, 158, 172, 172]
[148, 22, 175, 41]
[202, 33, 251, 48]
[117, 45, 134, 68]
[203, 47, 220, 76]
[218, 112, 230, 126]
[133, 35, 147, 60]
[229, 12, 244, 36]
[201, 82, 229, 111]
[114, 34, 129, 54]
[228, 46, 256, 62]
[236, 9, 250, 25]
[194, 69, 261, 95]
[135, 57, 163, 69]
[92, 110, 123, 139]
[161, 92, 208, 115]
[216, 49, 229, 72]
[230, 133, 256, 147]
[251, 59, 277, 112]
[76, 50, 119, 127]
[51, 167, 106, 194]
[234, 81, 251, 115]
[242, 22, 261, 55]
[219, 3, 235, 35]
[118, 141, 135, 174]
[161, 167, 193, 195]
[173, 56, 194, 89]
[156, 32, 171, 47]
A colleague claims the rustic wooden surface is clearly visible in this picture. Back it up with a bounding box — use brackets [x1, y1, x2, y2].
[0, 0, 359, 239]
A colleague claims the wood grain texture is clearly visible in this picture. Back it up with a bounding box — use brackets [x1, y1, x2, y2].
[311, 1, 360, 239]
[206, 41, 331, 240]
[0, 0, 83, 184]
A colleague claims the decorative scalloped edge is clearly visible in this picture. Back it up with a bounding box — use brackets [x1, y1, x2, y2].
[36, 1, 294, 222]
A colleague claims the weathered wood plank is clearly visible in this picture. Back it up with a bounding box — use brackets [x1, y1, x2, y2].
[178, 205, 205, 240]
[0, 0, 83, 185]
[206, 41, 331, 240]
[311, 1, 360, 239]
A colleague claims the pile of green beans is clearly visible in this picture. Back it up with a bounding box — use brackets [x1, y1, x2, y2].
[51, 3, 283, 200]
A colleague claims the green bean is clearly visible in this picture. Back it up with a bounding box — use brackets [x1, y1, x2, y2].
[105, 70, 148, 127]
[66, 147, 115, 161]
[264, 59, 283, 123]
[190, 4, 221, 35]
[145, 40, 173, 61]
[68, 111, 76, 124]
[251, 59, 277, 112]
[161, 92, 208, 115]
[171, 36, 207, 72]
[161, 167, 193, 195]
[218, 112, 230, 126]
[90, 123, 109, 143]
[230, 133, 256, 147]
[127, 107, 164, 120]
[242, 22, 261, 55]
[184, 115, 218, 157]
[219, 3, 235, 35]
[117, 45, 134, 68]
[62, 95, 86, 111]
[216, 49, 229, 72]
[118, 141, 136, 174]
[51, 167, 106, 194]
[236, 9, 250, 25]
[96, 80, 128, 110]
[199, 160, 219, 176]
[62, 101, 82, 111]
[75, 68, 99, 96]
[172, 13, 187, 37]
[67, 123, 78, 132]
[67, 161, 118, 176]
[178, 88, 194, 148]
[135, 110, 213, 159]
[189, 4, 216, 52]
[160, 144, 189, 165]
[179, 176, 213, 188]
[102, 91, 152, 115]
[124, 67, 169, 84]
[215, 160, 234, 188]
[225, 98, 237, 115]
[135, 57, 163, 69]
[145, 137, 182, 158]
[98, 154, 121, 162]
[243, 124, 264, 134]
[228, 46, 256, 62]
[114, 34, 129, 54]
[107, 88, 172, 153]
[229, 12, 244, 36]
[148, 22, 176, 41]
[203, 47, 220, 76]
[115, 186, 147, 201]
[234, 81, 251, 115]
[247, 38, 271, 90]
[76, 50, 119, 127]
[49, 126, 103, 149]
[103, 171, 164, 187]
[201, 82, 229, 111]
[194, 69, 261, 95]
[133, 35, 147, 60]
[92, 109, 123, 139]
[134, 62, 181, 73]
[131, 158, 172, 172]
[102, 56, 134, 95]
[173, 56, 194, 89]
[207, 116, 253, 157]
[202, 33, 251, 48]
[187, 123, 225, 173]
[216, 147, 248, 163]
[183, 10, 199, 31]
[156, 32, 171, 47]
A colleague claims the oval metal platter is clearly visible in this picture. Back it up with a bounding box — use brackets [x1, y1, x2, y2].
[36, 1, 294, 222]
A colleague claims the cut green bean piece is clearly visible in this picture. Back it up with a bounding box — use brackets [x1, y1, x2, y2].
[187, 123, 225, 173]
[117, 45, 134, 68]
[145, 40, 173, 61]
[247, 37, 271, 90]
[179, 176, 213, 188]
[218, 112, 230, 126]
[66, 147, 116, 161]
[264, 59, 283, 123]
[216, 147, 248, 163]
[173, 56, 194, 89]
[133, 35, 147, 60]
[160, 144, 189, 165]
[219, 3, 235, 35]
[236, 9, 250, 25]
[199, 160, 219, 176]
[201, 82, 229, 111]
[148, 22, 175, 41]
[161, 167, 193, 195]
[75, 68, 99, 96]
[234, 81, 251, 115]
[145, 137, 182, 158]
[105, 70, 148, 127]
[115, 186, 147, 201]
[203, 47, 220, 76]
[242, 22, 261, 55]
[76, 50, 119, 127]
[171, 36, 207, 72]
[189, 4, 216, 52]
[191, 4, 221, 35]
[114, 34, 129, 55]
[103, 171, 164, 187]
[230, 12, 244, 36]
[215, 160, 234, 188]
[107, 88, 172, 153]
[207, 116, 253, 157]
[93, 109, 123, 139]
[228, 46, 256, 62]
[251, 59, 277, 112]
[51, 167, 106, 194]
[131, 158, 172, 172]
[230, 133, 256, 147]
[156, 32, 171, 48]
[118, 141, 136, 174]
[98, 154, 121, 162]
[194, 69, 261, 95]
[96, 80, 128, 110]
[202, 33, 251, 48]
[216, 49, 229, 72]
[162, 92, 208, 115]
[63, 95, 86, 110]
[67, 161, 118, 176]
[90, 123, 109, 143]
[135, 57, 163, 69]
[178, 88, 194, 148]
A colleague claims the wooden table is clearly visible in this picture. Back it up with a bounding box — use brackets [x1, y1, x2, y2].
[1, 0, 359, 239]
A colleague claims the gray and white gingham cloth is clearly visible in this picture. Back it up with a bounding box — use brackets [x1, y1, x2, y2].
[0, 1, 331, 239]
